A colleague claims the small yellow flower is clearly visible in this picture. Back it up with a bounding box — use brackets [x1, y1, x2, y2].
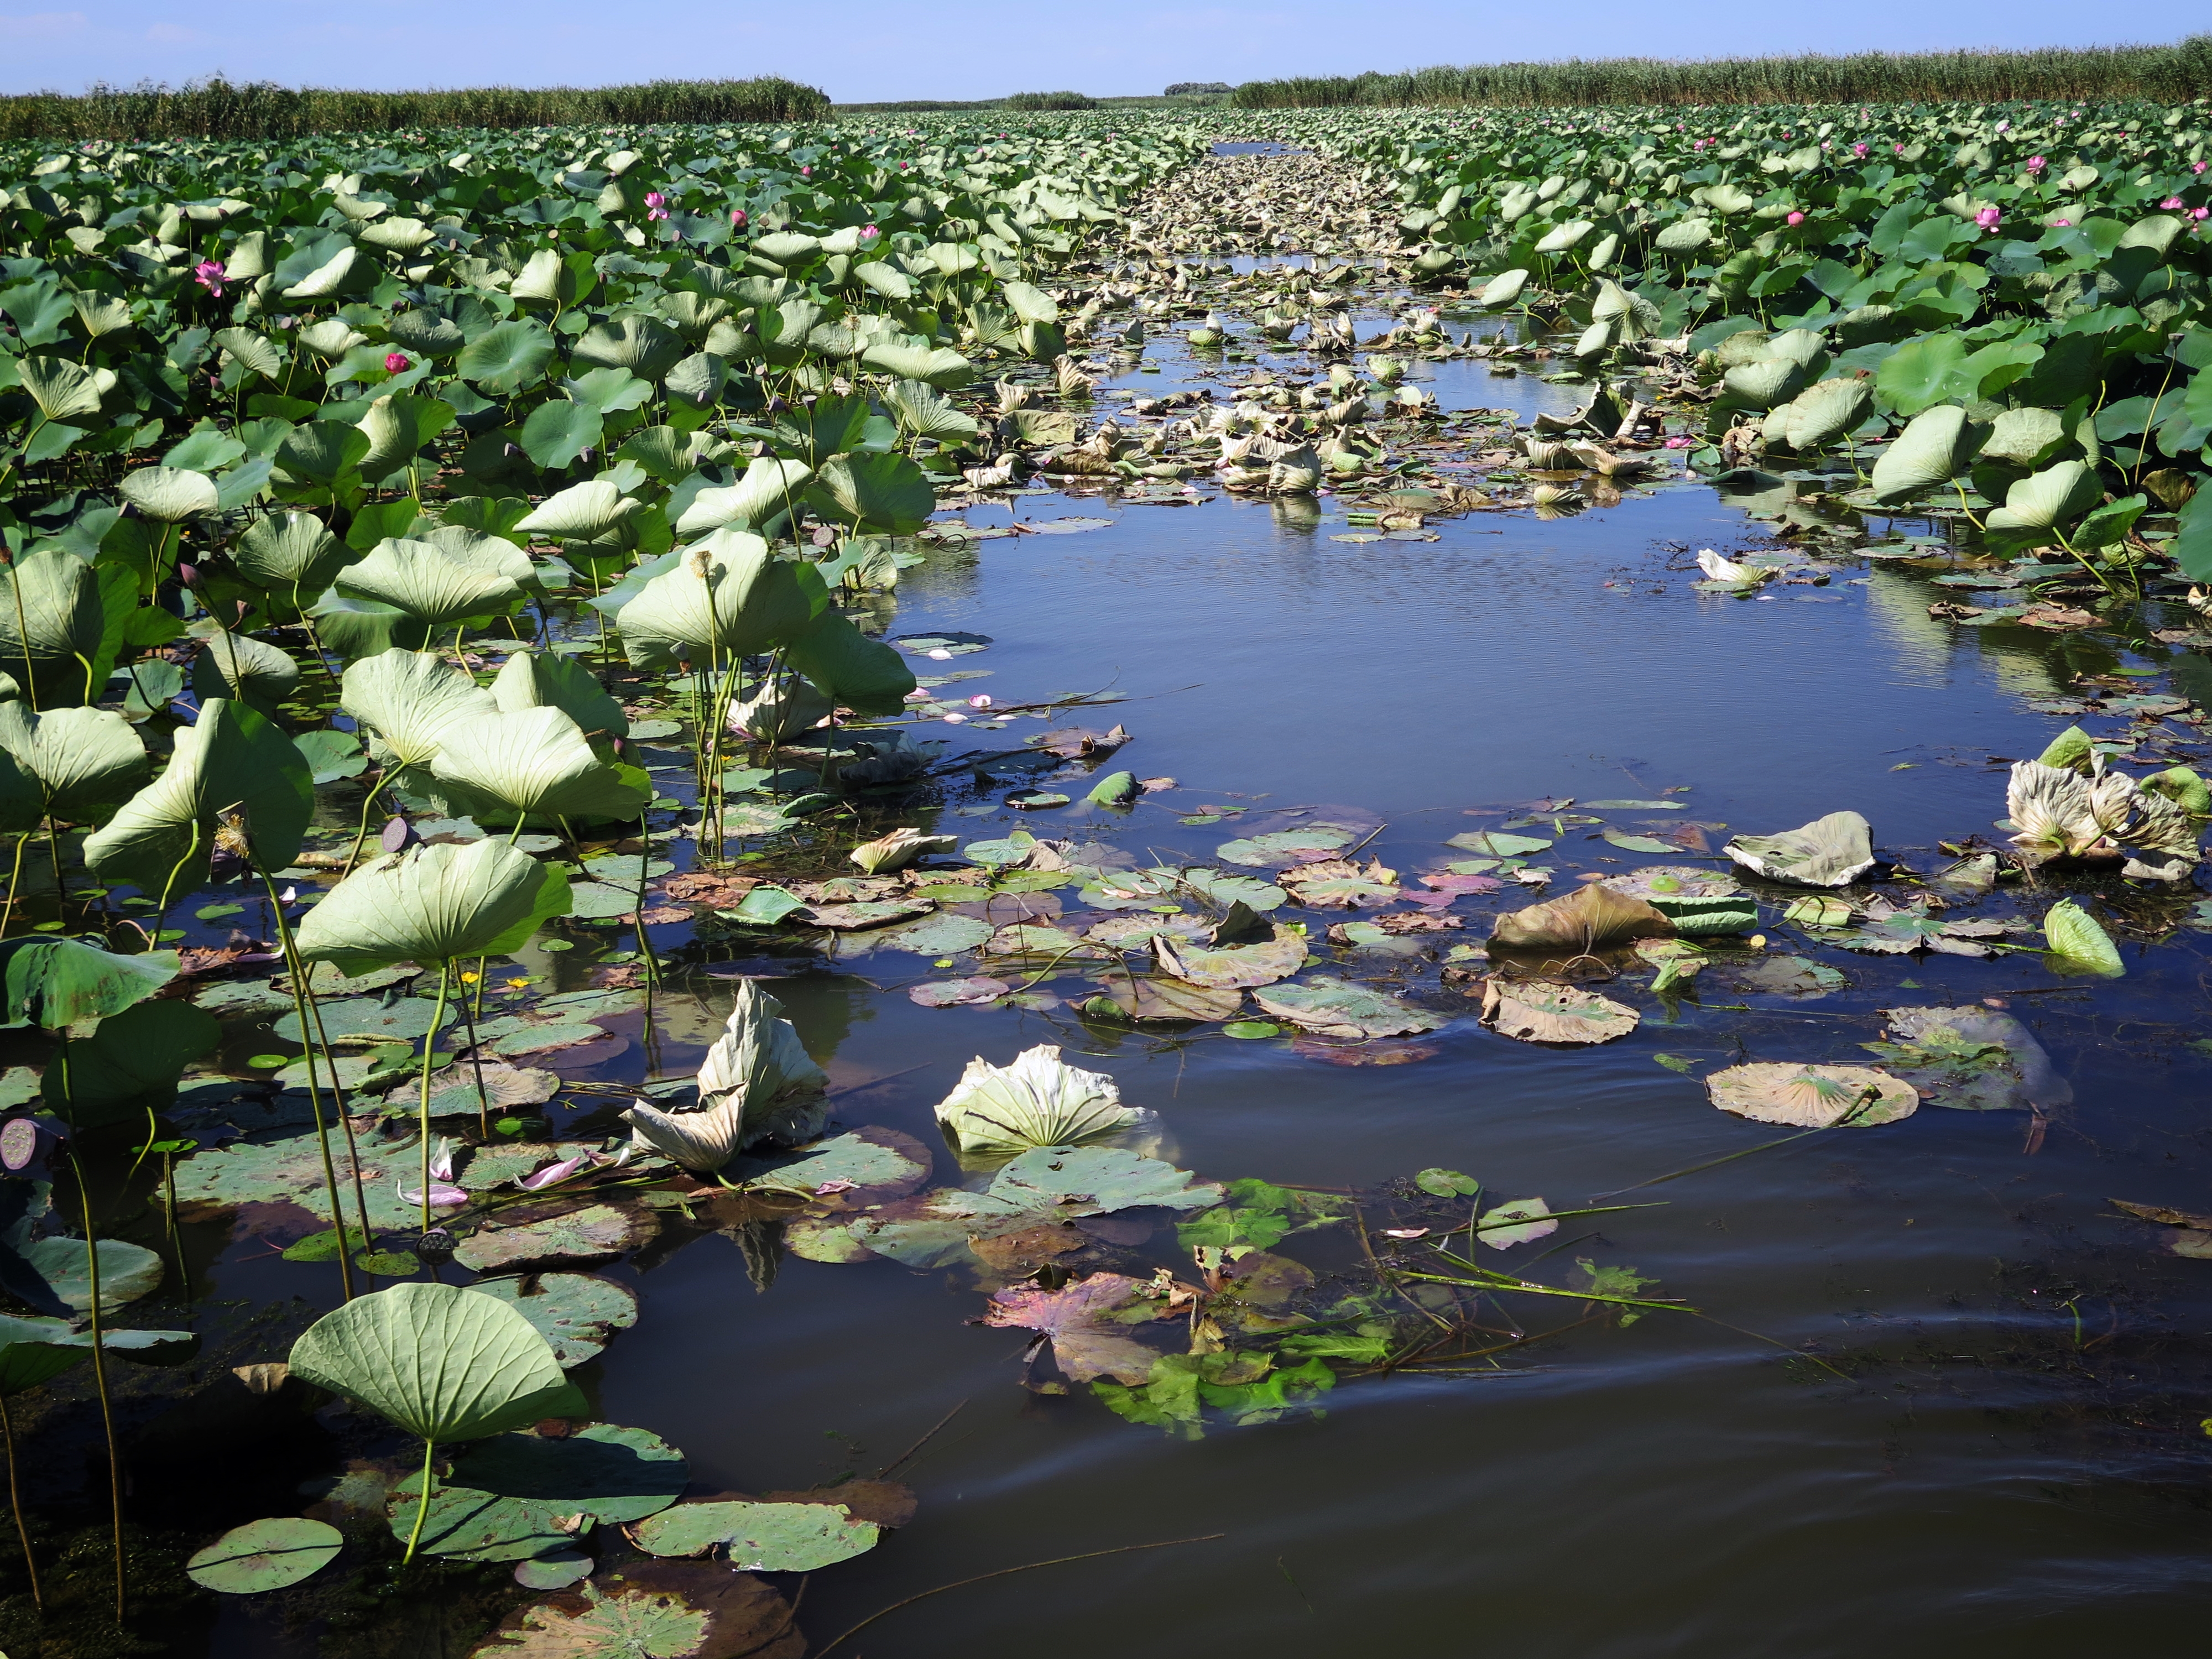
[459, 971, 482, 985]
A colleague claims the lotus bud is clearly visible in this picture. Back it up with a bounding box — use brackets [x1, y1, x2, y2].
[175, 561, 200, 588]
[849, 827, 958, 874]
[384, 351, 410, 373]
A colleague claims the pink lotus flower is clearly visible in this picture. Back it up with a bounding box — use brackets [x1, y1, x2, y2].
[862, 223, 879, 237]
[2026, 155, 2046, 173]
[2197, 161, 2209, 174]
[1692, 138, 1708, 150]
[731, 207, 748, 227]
[517, 1153, 590, 1191]
[1786, 211, 1804, 226]
[2049, 217, 2072, 228]
[800, 165, 811, 176]
[1996, 121, 2010, 133]
[1852, 142, 1869, 157]
[1894, 143, 1904, 153]
[903, 686, 931, 701]
[193, 259, 225, 296]
[2195, 207, 2211, 221]
[399, 1140, 467, 1208]
[1975, 206, 2001, 231]
[2164, 196, 2187, 210]
[644, 190, 668, 221]
[967, 693, 993, 708]
[384, 351, 410, 373]
[1664, 435, 1693, 449]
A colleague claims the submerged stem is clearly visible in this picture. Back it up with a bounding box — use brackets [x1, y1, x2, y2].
[0, 1394, 40, 1613]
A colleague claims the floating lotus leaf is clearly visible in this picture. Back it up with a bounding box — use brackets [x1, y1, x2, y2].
[1479, 978, 1639, 1045]
[632, 1500, 878, 1569]
[82, 699, 311, 897]
[1093, 974, 1244, 1024]
[451, 1204, 657, 1272]
[1864, 1006, 2073, 1113]
[1707, 1063, 1917, 1127]
[980, 1271, 1174, 1384]
[1445, 830, 1552, 857]
[388, 1423, 684, 1561]
[934, 1044, 1145, 1157]
[471, 1561, 801, 1659]
[1153, 924, 1308, 988]
[737, 1126, 933, 1202]
[185, 1517, 343, 1594]
[1249, 976, 1447, 1040]
[1215, 825, 1359, 867]
[461, 1274, 639, 1369]
[293, 837, 571, 974]
[1724, 811, 1876, 887]
[1475, 1198, 1558, 1249]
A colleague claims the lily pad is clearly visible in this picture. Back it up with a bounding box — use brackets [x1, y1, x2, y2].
[979, 1271, 1174, 1384]
[1603, 865, 1740, 900]
[471, 1560, 802, 1659]
[452, 1204, 656, 1271]
[851, 912, 994, 957]
[1251, 976, 1447, 1040]
[1447, 831, 1552, 857]
[1178, 869, 1287, 911]
[1706, 1063, 1917, 1128]
[389, 1424, 685, 1561]
[471, 1273, 640, 1367]
[1153, 925, 1308, 988]
[170, 1128, 419, 1232]
[1479, 979, 1639, 1045]
[1736, 955, 1846, 999]
[632, 1499, 878, 1569]
[737, 1127, 933, 1202]
[1863, 1006, 2073, 1113]
[1600, 832, 1678, 854]
[1092, 974, 1245, 1024]
[1725, 811, 1876, 888]
[1215, 825, 1359, 868]
[273, 995, 457, 1045]
[185, 1516, 343, 1593]
[802, 899, 932, 931]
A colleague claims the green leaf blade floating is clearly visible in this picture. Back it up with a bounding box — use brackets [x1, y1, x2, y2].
[185, 1517, 343, 1594]
[2043, 899, 2124, 977]
[288, 1281, 586, 1443]
[633, 1499, 879, 1569]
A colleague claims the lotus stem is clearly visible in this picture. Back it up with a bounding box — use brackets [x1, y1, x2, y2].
[62, 1138, 127, 1625]
[419, 961, 453, 1234]
[338, 776, 385, 880]
[0, 1392, 39, 1613]
[258, 863, 356, 1302]
[299, 979, 377, 1264]
[402, 1437, 436, 1566]
[2, 830, 25, 939]
[457, 993, 491, 1139]
[42, 816, 64, 913]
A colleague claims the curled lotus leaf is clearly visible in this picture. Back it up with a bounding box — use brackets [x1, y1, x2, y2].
[1706, 1063, 1917, 1128]
[1154, 923, 1307, 989]
[1724, 811, 1876, 888]
[1487, 881, 1671, 954]
[612, 530, 822, 667]
[2044, 899, 2124, 978]
[341, 648, 497, 770]
[1479, 978, 1639, 1045]
[933, 1044, 1146, 1158]
[625, 983, 827, 1171]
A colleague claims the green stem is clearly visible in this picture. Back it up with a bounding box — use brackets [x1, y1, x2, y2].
[0, 1392, 40, 1613]
[2, 831, 26, 939]
[340, 775, 387, 880]
[259, 864, 356, 1302]
[419, 962, 453, 1234]
[65, 1139, 126, 1624]
[402, 1437, 437, 1566]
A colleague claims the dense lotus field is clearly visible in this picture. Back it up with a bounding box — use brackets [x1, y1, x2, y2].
[1, 95, 2211, 1653]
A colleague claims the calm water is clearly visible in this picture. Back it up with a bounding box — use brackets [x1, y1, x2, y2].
[178, 335, 2212, 1656]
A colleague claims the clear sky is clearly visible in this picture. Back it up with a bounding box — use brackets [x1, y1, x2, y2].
[0, 1, 2191, 102]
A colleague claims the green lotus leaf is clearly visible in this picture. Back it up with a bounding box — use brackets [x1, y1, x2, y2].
[186, 1516, 343, 1594]
[1777, 377, 1872, 451]
[0, 702, 145, 823]
[571, 316, 686, 380]
[389, 1424, 682, 1561]
[513, 479, 644, 544]
[82, 699, 312, 897]
[341, 648, 497, 770]
[0, 1312, 197, 1395]
[18, 356, 104, 422]
[782, 608, 916, 716]
[45, 995, 220, 1114]
[471, 1272, 638, 1368]
[671, 458, 813, 538]
[429, 706, 649, 823]
[336, 538, 522, 627]
[2, 1229, 164, 1314]
[807, 452, 934, 536]
[2043, 898, 2124, 977]
[1721, 356, 1806, 411]
[1249, 975, 1446, 1040]
[191, 632, 298, 712]
[0, 935, 178, 1029]
[491, 649, 627, 739]
[859, 340, 977, 388]
[1652, 217, 1712, 253]
[232, 511, 353, 598]
[665, 352, 728, 409]
[275, 421, 370, 487]
[457, 319, 556, 396]
[612, 530, 823, 667]
[1478, 269, 1529, 308]
[934, 1042, 1145, 1157]
[519, 399, 603, 471]
[1978, 406, 2069, 470]
[624, 982, 827, 1169]
[293, 836, 569, 972]
[0, 548, 107, 708]
[384, 310, 467, 359]
[288, 1282, 587, 1443]
[1869, 404, 1981, 503]
[1985, 460, 2102, 533]
[633, 1499, 878, 1569]
[883, 379, 980, 442]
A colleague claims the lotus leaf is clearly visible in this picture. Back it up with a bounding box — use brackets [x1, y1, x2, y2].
[185, 1517, 343, 1594]
[1479, 979, 1639, 1045]
[671, 458, 813, 536]
[82, 699, 311, 896]
[613, 530, 821, 667]
[191, 631, 298, 711]
[389, 1423, 684, 1561]
[1864, 1006, 2073, 1113]
[623, 982, 826, 1171]
[335, 538, 522, 627]
[980, 1271, 1174, 1384]
[1249, 976, 1447, 1040]
[1706, 1063, 1917, 1127]
[491, 649, 628, 739]
[292, 837, 571, 973]
[472, 1561, 801, 1659]
[342, 649, 498, 770]
[0, 703, 146, 824]
[633, 1500, 879, 1569]
[1724, 811, 1876, 887]
[0, 549, 109, 708]
[451, 1204, 657, 1272]
[1154, 924, 1308, 988]
[934, 1044, 1144, 1157]
[1488, 882, 1671, 954]
[2044, 899, 2124, 977]
[1870, 404, 1981, 503]
[430, 706, 649, 823]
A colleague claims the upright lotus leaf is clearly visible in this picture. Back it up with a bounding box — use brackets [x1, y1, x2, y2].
[117, 466, 218, 523]
[1488, 881, 1671, 954]
[612, 531, 822, 668]
[1478, 269, 1529, 308]
[859, 340, 975, 388]
[1707, 1063, 1917, 1127]
[232, 510, 353, 601]
[335, 538, 521, 628]
[191, 632, 298, 712]
[571, 316, 686, 380]
[2044, 899, 2123, 977]
[807, 453, 935, 536]
[292, 838, 571, 974]
[1721, 356, 1806, 411]
[275, 421, 370, 489]
[83, 700, 312, 896]
[0, 548, 105, 708]
[457, 319, 556, 397]
[2147, 767, 2212, 818]
[933, 1044, 1145, 1158]
[0, 703, 146, 823]
[429, 706, 649, 823]
[491, 649, 627, 739]
[0, 935, 176, 1027]
[1725, 811, 1876, 887]
[1979, 406, 2069, 470]
[44, 995, 219, 1113]
[1869, 404, 1981, 503]
[1985, 460, 2102, 536]
[288, 1282, 586, 1442]
[17, 356, 104, 423]
[781, 609, 916, 715]
[341, 649, 497, 771]
[849, 827, 957, 873]
[729, 676, 833, 741]
[0, 1312, 198, 1395]
[1778, 377, 1872, 451]
[2036, 726, 2095, 774]
[513, 480, 642, 544]
[883, 379, 980, 443]
[671, 458, 814, 537]
[417, 525, 535, 592]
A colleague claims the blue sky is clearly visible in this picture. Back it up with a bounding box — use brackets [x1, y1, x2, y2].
[0, 2, 2191, 102]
